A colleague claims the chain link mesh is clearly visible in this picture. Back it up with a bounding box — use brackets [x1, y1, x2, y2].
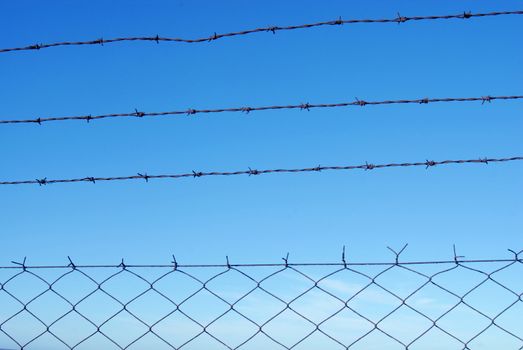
[1, 253, 522, 349]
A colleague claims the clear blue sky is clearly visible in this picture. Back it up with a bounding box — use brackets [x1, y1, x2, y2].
[1, 1, 522, 349]
[0, 0, 522, 267]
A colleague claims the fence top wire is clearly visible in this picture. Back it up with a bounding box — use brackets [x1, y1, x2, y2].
[2, 244, 523, 270]
[1, 257, 522, 270]
[1, 94, 521, 126]
[1, 10, 522, 54]
[1, 156, 522, 187]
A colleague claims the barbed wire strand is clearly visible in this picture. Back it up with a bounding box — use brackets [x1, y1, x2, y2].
[1, 10, 522, 54]
[1, 156, 521, 186]
[1, 95, 521, 125]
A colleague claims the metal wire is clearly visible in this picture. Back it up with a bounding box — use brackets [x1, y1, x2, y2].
[1, 156, 521, 187]
[1, 10, 522, 54]
[1, 248, 522, 350]
[0, 95, 521, 125]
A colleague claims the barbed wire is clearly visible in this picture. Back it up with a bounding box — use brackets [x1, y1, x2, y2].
[1, 156, 521, 187]
[1, 10, 522, 54]
[1, 247, 522, 350]
[1, 95, 521, 125]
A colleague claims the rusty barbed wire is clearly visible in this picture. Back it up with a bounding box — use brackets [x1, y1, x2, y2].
[0, 94, 521, 125]
[1, 10, 522, 54]
[1, 156, 521, 187]
[1, 247, 522, 350]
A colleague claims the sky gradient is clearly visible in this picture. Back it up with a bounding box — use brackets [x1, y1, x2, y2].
[1, 1, 522, 349]
[0, 0, 522, 265]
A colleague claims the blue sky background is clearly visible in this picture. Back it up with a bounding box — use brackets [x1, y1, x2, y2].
[1, 1, 522, 348]
[0, 0, 522, 266]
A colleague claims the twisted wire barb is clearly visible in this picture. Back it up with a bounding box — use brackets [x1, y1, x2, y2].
[1, 95, 521, 125]
[1, 156, 521, 186]
[1, 10, 522, 54]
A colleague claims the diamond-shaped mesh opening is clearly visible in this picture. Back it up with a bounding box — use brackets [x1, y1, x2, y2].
[50, 270, 98, 305]
[262, 308, 315, 348]
[289, 266, 338, 283]
[349, 328, 404, 350]
[463, 278, 519, 318]
[377, 305, 433, 345]
[180, 332, 229, 350]
[436, 302, 491, 342]
[319, 307, 374, 346]
[431, 265, 487, 297]
[126, 289, 176, 326]
[492, 300, 523, 338]
[23, 331, 69, 350]
[73, 332, 120, 350]
[99, 310, 148, 348]
[236, 332, 285, 350]
[292, 329, 344, 350]
[0, 290, 23, 322]
[205, 309, 259, 348]
[26, 290, 71, 325]
[405, 280, 460, 320]
[48, 311, 97, 347]
[233, 287, 285, 325]
[373, 265, 429, 299]
[259, 268, 314, 303]
[408, 262, 458, 278]
[409, 327, 463, 350]
[316, 268, 372, 301]
[290, 287, 344, 323]
[0, 310, 46, 347]
[99, 270, 150, 305]
[75, 288, 123, 325]
[178, 288, 230, 325]
[488, 262, 523, 294]
[1, 272, 49, 304]
[205, 268, 258, 305]
[348, 265, 393, 283]
[126, 332, 174, 350]
[467, 324, 523, 350]
[0, 269, 18, 285]
[152, 310, 203, 348]
[153, 270, 203, 304]
[347, 282, 402, 322]
[235, 266, 284, 283]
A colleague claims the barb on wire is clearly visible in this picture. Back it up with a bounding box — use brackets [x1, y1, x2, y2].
[0, 156, 521, 187]
[1, 10, 522, 54]
[453, 244, 466, 264]
[507, 249, 523, 261]
[67, 256, 76, 270]
[171, 255, 178, 271]
[1, 94, 522, 125]
[341, 245, 347, 268]
[387, 243, 409, 264]
[10, 257, 27, 271]
[1, 250, 523, 350]
[282, 253, 290, 267]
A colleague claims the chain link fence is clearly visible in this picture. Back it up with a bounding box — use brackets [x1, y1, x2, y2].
[1, 250, 522, 349]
